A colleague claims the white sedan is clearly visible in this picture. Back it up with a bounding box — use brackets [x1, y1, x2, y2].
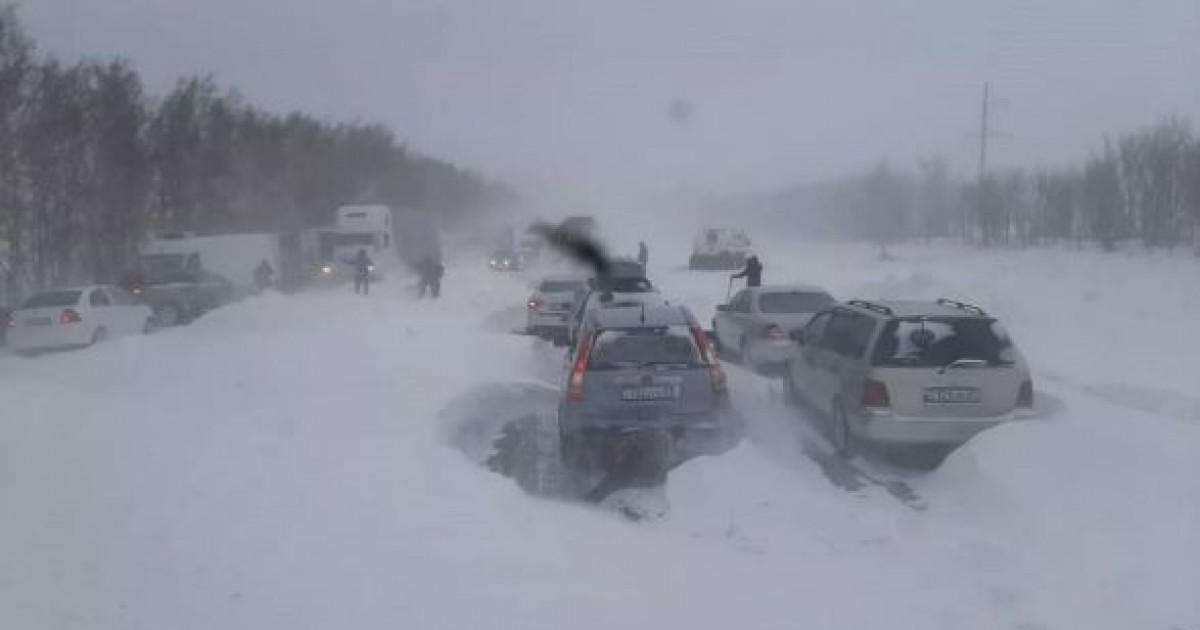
[6, 285, 154, 355]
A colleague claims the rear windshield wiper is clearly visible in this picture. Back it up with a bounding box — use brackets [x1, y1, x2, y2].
[938, 358, 989, 374]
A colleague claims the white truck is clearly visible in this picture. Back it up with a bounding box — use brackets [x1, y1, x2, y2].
[141, 232, 281, 288]
[309, 205, 394, 281]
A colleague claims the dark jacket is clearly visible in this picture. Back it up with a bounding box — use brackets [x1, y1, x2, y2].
[346, 251, 373, 277]
[418, 258, 444, 281]
[732, 256, 763, 287]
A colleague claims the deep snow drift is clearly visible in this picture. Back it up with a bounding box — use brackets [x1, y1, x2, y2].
[1, 241, 1198, 630]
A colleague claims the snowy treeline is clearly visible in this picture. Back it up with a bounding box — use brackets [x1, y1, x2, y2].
[0, 7, 512, 296]
[761, 118, 1200, 254]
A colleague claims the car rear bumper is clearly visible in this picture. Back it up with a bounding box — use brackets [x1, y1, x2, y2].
[745, 339, 795, 367]
[8, 326, 92, 351]
[527, 312, 571, 330]
[855, 409, 1032, 445]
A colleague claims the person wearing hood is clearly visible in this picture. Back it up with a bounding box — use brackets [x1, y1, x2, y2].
[732, 254, 763, 288]
[344, 249, 373, 295]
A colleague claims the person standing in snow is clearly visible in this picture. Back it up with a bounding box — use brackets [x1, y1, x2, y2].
[637, 241, 649, 268]
[417, 255, 444, 299]
[732, 254, 763, 288]
[253, 259, 274, 292]
[344, 249, 373, 295]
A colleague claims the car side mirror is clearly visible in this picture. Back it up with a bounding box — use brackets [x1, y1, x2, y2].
[790, 329, 806, 344]
[715, 304, 731, 312]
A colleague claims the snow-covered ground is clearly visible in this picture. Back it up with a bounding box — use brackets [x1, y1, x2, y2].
[2, 237, 1199, 630]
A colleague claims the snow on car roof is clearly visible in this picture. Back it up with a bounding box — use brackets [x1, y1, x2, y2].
[858, 299, 991, 319]
[749, 284, 830, 295]
[592, 304, 691, 328]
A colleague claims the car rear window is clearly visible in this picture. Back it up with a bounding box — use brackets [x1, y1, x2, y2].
[872, 317, 1016, 367]
[539, 280, 583, 293]
[588, 326, 703, 369]
[22, 290, 82, 308]
[759, 291, 833, 313]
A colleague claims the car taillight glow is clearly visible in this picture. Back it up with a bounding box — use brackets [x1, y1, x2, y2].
[862, 379, 890, 408]
[60, 309, 82, 325]
[1017, 379, 1034, 408]
[567, 330, 593, 401]
[763, 324, 787, 340]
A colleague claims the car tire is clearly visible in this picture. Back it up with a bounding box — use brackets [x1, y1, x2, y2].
[143, 317, 156, 335]
[157, 303, 181, 327]
[91, 327, 108, 346]
[783, 364, 802, 407]
[831, 399, 856, 458]
[739, 338, 752, 367]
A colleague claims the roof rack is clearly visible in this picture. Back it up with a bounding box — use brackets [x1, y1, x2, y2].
[936, 298, 987, 316]
[846, 299, 894, 316]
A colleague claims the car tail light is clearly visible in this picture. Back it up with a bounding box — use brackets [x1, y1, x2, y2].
[862, 379, 890, 408]
[526, 298, 542, 311]
[763, 324, 787, 341]
[567, 330, 593, 402]
[1017, 379, 1034, 408]
[691, 327, 728, 395]
[60, 309, 82, 325]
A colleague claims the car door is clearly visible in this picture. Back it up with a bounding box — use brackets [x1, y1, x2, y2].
[727, 290, 755, 349]
[790, 309, 832, 403]
[817, 309, 877, 411]
[106, 287, 146, 334]
[87, 288, 115, 334]
[714, 290, 746, 352]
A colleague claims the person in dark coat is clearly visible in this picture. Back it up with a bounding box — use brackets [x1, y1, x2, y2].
[418, 256, 444, 298]
[253, 259, 274, 291]
[345, 249, 373, 295]
[636, 241, 649, 268]
[731, 254, 763, 287]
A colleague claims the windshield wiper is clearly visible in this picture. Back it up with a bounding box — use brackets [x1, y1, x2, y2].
[938, 358, 988, 374]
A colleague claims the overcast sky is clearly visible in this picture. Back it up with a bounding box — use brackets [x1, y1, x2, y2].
[18, 0, 1200, 203]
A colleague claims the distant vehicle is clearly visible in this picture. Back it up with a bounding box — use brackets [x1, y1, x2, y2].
[488, 249, 523, 272]
[783, 298, 1034, 468]
[6, 286, 153, 355]
[141, 232, 281, 288]
[713, 284, 835, 373]
[689, 228, 751, 270]
[526, 275, 588, 343]
[322, 204, 393, 280]
[558, 304, 738, 499]
[130, 267, 236, 327]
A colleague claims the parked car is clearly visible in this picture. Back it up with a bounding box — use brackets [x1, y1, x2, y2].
[488, 249, 523, 272]
[783, 298, 1034, 468]
[559, 304, 739, 498]
[526, 275, 588, 343]
[712, 284, 834, 373]
[127, 267, 236, 327]
[6, 285, 153, 355]
[689, 228, 751, 270]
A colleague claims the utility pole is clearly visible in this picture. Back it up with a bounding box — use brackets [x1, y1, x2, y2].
[971, 82, 992, 243]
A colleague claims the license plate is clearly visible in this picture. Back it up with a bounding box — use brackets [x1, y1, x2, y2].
[924, 387, 982, 404]
[621, 385, 678, 401]
[25, 317, 52, 326]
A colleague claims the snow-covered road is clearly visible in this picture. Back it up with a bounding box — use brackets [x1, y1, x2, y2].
[2, 241, 1198, 630]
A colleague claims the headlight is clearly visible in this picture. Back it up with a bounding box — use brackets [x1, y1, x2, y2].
[368, 265, 375, 272]
[321, 265, 332, 274]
